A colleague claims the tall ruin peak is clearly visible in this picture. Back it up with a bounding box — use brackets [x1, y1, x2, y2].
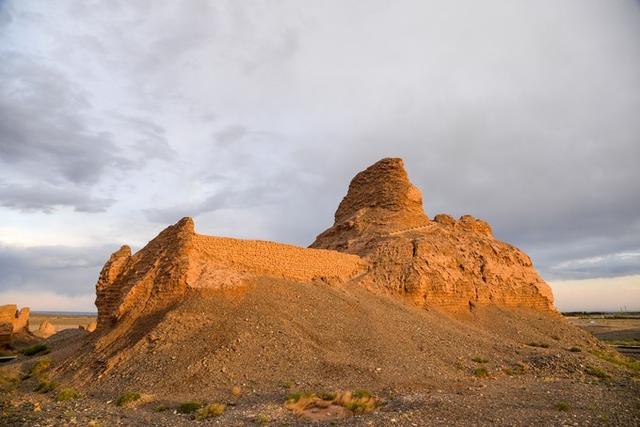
[311, 158, 429, 252]
[334, 157, 428, 225]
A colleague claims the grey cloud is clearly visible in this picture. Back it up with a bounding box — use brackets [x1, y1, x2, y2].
[0, 51, 130, 185]
[0, 243, 117, 296]
[1, 0, 640, 313]
[0, 182, 115, 213]
[144, 182, 283, 224]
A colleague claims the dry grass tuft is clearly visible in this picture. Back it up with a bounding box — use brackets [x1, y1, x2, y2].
[285, 389, 381, 416]
[196, 402, 225, 419]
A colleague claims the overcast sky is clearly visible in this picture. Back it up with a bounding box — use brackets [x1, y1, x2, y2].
[1, 0, 639, 312]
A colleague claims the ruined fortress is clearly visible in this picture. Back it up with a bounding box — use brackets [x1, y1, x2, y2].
[95, 158, 554, 341]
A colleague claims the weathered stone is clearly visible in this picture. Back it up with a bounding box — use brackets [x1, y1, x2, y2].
[311, 158, 554, 312]
[36, 320, 56, 338]
[0, 304, 30, 333]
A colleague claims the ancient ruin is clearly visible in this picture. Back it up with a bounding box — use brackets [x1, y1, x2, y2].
[0, 304, 30, 344]
[93, 158, 554, 342]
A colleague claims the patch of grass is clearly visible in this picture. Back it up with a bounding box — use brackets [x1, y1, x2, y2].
[584, 366, 611, 379]
[473, 367, 489, 378]
[0, 370, 20, 392]
[471, 357, 488, 364]
[527, 342, 550, 349]
[254, 414, 270, 424]
[556, 402, 570, 412]
[568, 346, 582, 353]
[116, 391, 141, 406]
[504, 363, 526, 376]
[154, 404, 170, 412]
[21, 344, 50, 356]
[56, 388, 80, 401]
[319, 391, 337, 401]
[285, 390, 381, 416]
[177, 401, 202, 414]
[35, 379, 56, 393]
[590, 349, 640, 373]
[352, 390, 372, 399]
[29, 359, 51, 378]
[196, 403, 225, 419]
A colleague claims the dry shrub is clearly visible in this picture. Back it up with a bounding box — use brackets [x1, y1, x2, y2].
[285, 390, 380, 415]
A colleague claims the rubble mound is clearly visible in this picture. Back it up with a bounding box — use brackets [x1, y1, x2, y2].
[59, 157, 566, 400]
[311, 158, 554, 311]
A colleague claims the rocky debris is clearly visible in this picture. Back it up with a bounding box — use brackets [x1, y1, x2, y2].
[0, 304, 30, 343]
[311, 158, 554, 312]
[35, 320, 56, 338]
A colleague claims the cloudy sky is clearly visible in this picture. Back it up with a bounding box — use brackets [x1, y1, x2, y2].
[1, 0, 639, 312]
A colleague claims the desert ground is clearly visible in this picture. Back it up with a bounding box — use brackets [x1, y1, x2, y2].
[2, 298, 640, 426]
[566, 313, 640, 361]
[28, 313, 96, 334]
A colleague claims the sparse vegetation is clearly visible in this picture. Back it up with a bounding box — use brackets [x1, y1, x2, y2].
[196, 403, 225, 419]
[471, 357, 488, 363]
[556, 402, 570, 412]
[0, 370, 20, 392]
[602, 338, 640, 346]
[21, 344, 50, 356]
[504, 363, 526, 376]
[116, 391, 141, 406]
[527, 342, 549, 349]
[285, 390, 381, 415]
[254, 413, 270, 424]
[590, 349, 640, 373]
[584, 366, 610, 379]
[473, 367, 489, 378]
[35, 379, 56, 393]
[56, 388, 80, 401]
[29, 359, 50, 378]
[231, 385, 242, 397]
[177, 400, 202, 414]
[568, 346, 582, 353]
[154, 404, 170, 412]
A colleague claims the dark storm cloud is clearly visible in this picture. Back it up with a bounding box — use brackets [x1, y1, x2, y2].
[0, 243, 117, 296]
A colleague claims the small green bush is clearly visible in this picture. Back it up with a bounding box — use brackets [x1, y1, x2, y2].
[556, 402, 570, 411]
[471, 357, 489, 363]
[177, 401, 202, 414]
[196, 403, 225, 419]
[116, 391, 141, 406]
[29, 359, 50, 378]
[21, 344, 50, 356]
[568, 347, 582, 353]
[584, 366, 610, 379]
[35, 379, 56, 393]
[254, 414, 270, 424]
[473, 367, 489, 378]
[56, 388, 80, 401]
